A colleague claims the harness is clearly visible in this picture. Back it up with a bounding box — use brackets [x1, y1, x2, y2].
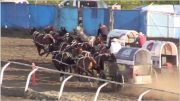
[53, 52, 75, 68]
[76, 56, 91, 75]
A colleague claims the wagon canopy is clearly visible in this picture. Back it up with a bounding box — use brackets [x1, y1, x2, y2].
[116, 47, 151, 66]
[106, 29, 139, 47]
[142, 40, 178, 68]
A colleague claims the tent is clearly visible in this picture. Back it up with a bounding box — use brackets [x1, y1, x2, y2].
[142, 41, 179, 69]
[134, 5, 175, 14]
[135, 5, 180, 38]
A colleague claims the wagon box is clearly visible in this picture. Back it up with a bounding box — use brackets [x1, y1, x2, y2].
[142, 40, 179, 69]
[115, 47, 152, 84]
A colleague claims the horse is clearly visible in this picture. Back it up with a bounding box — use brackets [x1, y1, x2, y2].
[63, 33, 74, 44]
[48, 27, 68, 43]
[30, 28, 55, 56]
[79, 42, 96, 55]
[75, 56, 97, 77]
[52, 51, 75, 81]
[44, 25, 54, 34]
[58, 27, 68, 36]
[95, 53, 116, 75]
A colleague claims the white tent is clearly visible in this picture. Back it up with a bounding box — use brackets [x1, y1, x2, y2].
[134, 5, 175, 14]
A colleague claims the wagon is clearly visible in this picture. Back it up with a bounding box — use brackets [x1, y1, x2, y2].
[102, 47, 152, 87]
[142, 41, 179, 70]
[142, 40, 179, 77]
[106, 29, 140, 54]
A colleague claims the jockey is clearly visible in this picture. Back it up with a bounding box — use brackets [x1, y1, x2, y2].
[97, 24, 109, 41]
[138, 32, 147, 47]
[134, 32, 147, 47]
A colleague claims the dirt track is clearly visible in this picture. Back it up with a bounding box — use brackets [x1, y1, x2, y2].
[1, 37, 180, 101]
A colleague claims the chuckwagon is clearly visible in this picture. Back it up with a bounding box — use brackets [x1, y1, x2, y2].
[106, 29, 141, 54]
[102, 47, 152, 86]
[142, 41, 179, 70]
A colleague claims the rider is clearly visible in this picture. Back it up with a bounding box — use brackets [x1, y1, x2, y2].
[134, 32, 147, 47]
[97, 24, 109, 42]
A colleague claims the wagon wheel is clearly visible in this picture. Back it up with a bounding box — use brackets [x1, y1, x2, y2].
[110, 72, 123, 92]
[150, 68, 160, 83]
[97, 70, 106, 84]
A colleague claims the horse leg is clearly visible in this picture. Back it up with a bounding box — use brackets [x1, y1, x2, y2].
[37, 46, 43, 56]
[40, 51, 47, 56]
[87, 69, 94, 87]
[45, 52, 50, 57]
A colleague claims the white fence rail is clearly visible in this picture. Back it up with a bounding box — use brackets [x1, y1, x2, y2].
[1, 61, 180, 101]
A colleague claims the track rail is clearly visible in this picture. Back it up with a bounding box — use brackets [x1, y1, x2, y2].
[1, 61, 180, 101]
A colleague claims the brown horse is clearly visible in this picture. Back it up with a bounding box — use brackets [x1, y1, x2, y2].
[30, 28, 55, 56]
[76, 56, 97, 76]
[44, 25, 54, 34]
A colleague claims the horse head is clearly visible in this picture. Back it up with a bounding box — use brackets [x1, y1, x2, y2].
[44, 25, 54, 34]
[94, 36, 103, 46]
[58, 27, 68, 36]
[30, 28, 37, 35]
[62, 52, 71, 60]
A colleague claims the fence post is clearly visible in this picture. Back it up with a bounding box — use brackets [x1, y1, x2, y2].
[24, 67, 39, 92]
[93, 82, 109, 101]
[32, 63, 36, 86]
[58, 75, 73, 100]
[0, 62, 11, 86]
[138, 90, 151, 101]
[121, 74, 125, 87]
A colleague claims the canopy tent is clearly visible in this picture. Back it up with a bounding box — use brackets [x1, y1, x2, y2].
[142, 41, 178, 68]
[107, 29, 139, 47]
[134, 5, 176, 14]
[134, 5, 180, 39]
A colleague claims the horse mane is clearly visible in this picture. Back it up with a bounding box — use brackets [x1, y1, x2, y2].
[43, 34, 56, 43]
[58, 27, 68, 36]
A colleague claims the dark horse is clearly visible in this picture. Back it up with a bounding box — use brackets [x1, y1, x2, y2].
[30, 28, 55, 56]
[44, 25, 54, 34]
[95, 53, 116, 75]
[52, 51, 75, 81]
